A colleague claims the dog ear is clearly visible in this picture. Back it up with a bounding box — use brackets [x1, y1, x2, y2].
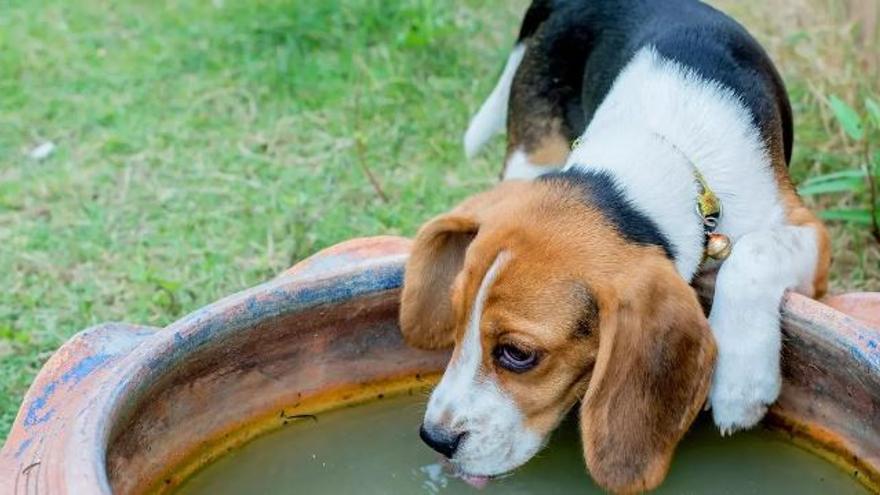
[579, 260, 716, 493]
[399, 181, 530, 349]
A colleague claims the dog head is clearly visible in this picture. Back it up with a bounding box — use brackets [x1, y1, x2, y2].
[401, 179, 716, 493]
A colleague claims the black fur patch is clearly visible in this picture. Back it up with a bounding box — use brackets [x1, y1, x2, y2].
[517, 0, 553, 42]
[571, 282, 599, 338]
[513, 0, 793, 165]
[540, 169, 676, 260]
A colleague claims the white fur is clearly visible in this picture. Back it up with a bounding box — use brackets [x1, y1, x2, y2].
[565, 47, 818, 432]
[566, 47, 787, 281]
[503, 148, 559, 180]
[708, 226, 818, 433]
[424, 253, 543, 476]
[464, 44, 526, 159]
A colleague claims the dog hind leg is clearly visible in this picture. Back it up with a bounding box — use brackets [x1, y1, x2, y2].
[464, 0, 560, 166]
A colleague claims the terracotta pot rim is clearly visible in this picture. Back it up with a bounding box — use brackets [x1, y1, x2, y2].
[1, 236, 879, 494]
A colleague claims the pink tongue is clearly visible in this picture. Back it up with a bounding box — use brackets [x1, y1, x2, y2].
[437, 457, 491, 489]
[458, 473, 491, 489]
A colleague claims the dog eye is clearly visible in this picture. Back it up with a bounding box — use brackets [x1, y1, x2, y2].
[493, 344, 539, 373]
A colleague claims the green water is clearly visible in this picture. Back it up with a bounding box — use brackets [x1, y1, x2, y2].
[177, 394, 870, 495]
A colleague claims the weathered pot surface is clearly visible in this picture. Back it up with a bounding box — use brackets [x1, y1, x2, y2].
[1, 236, 879, 494]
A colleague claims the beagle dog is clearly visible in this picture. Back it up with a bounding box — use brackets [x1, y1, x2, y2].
[401, 0, 831, 492]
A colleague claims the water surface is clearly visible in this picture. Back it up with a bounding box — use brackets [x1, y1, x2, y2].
[177, 394, 869, 494]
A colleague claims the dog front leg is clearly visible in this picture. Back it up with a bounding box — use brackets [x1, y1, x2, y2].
[707, 225, 820, 434]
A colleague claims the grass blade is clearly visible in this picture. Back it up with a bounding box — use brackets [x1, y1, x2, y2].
[866, 97, 880, 128]
[799, 169, 867, 186]
[798, 177, 865, 195]
[829, 95, 864, 141]
[819, 208, 874, 225]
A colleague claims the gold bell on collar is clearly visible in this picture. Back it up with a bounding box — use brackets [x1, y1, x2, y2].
[706, 232, 732, 260]
[693, 168, 732, 261]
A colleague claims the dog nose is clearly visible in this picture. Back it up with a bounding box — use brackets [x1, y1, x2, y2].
[419, 423, 465, 458]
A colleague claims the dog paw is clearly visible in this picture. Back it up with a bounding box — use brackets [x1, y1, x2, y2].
[710, 393, 768, 435]
[709, 362, 780, 435]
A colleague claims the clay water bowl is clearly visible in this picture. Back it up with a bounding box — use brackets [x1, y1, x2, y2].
[1, 236, 879, 494]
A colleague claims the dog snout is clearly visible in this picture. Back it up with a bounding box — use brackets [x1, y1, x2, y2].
[419, 423, 466, 458]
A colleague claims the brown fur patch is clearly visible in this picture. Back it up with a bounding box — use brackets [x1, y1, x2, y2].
[579, 257, 716, 493]
[400, 181, 534, 349]
[502, 116, 572, 178]
[766, 128, 831, 298]
[781, 186, 831, 297]
[528, 133, 571, 166]
[504, 37, 576, 176]
[400, 179, 716, 493]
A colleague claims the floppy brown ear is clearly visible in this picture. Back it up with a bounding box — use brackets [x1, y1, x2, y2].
[580, 260, 716, 494]
[399, 181, 530, 349]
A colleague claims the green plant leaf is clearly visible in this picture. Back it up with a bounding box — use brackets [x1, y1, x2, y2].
[798, 177, 866, 195]
[799, 169, 868, 186]
[819, 208, 875, 225]
[866, 97, 880, 128]
[829, 95, 864, 141]
[148, 275, 181, 292]
[784, 31, 809, 45]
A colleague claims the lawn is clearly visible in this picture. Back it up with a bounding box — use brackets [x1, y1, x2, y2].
[0, 0, 877, 441]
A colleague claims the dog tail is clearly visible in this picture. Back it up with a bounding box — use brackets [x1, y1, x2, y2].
[463, 1, 552, 159]
[463, 44, 525, 159]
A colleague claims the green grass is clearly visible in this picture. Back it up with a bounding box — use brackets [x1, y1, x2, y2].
[0, 0, 877, 441]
